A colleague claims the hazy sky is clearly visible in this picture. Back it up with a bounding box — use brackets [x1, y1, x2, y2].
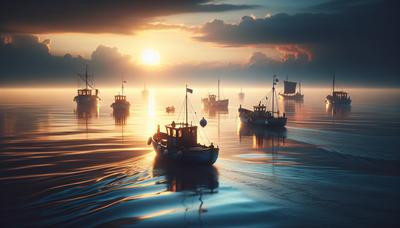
[0, 0, 399, 87]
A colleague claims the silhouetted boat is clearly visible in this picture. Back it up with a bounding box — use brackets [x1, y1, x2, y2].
[279, 76, 303, 100]
[166, 106, 175, 113]
[73, 65, 100, 107]
[325, 73, 351, 105]
[141, 83, 149, 97]
[148, 86, 219, 166]
[238, 88, 245, 100]
[239, 75, 287, 128]
[202, 80, 229, 110]
[111, 79, 130, 113]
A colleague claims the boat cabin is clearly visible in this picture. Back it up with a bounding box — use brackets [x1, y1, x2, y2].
[253, 103, 272, 118]
[165, 122, 197, 147]
[114, 95, 126, 102]
[333, 91, 349, 99]
[77, 88, 98, 96]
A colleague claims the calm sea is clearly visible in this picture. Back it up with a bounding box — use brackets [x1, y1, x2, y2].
[1, 87, 400, 227]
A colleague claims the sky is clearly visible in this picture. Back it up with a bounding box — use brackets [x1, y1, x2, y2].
[0, 0, 399, 87]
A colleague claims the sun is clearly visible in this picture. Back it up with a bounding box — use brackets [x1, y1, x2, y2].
[141, 48, 161, 66]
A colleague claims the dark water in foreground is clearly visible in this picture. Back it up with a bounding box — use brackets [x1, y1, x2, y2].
[1, 88, 400, 227]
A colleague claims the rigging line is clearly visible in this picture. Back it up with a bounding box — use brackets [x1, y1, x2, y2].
[258, 89, 272, 104]
[177, 97, 186, 123]
[188, 99, 210, 144]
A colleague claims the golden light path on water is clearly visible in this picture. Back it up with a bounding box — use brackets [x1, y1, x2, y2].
[1, 87, 400, 227]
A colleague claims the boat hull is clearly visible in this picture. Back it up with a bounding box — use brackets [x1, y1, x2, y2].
[279, 93, 304, 100]
[202, 99, 229, 110]
[238, 108, 287, 128]
[150, 137, 219, 166]
[111, 102, 130, 112]
[74, 95, 100, 106]
[325, 96, 351, 105]
[166, 107, 175, 113]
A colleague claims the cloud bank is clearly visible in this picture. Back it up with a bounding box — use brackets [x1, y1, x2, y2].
[0, 0, 257, 34]
[195, 0, 400, 81]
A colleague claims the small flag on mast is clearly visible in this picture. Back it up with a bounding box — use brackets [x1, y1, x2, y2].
[186, 88, 193, 93]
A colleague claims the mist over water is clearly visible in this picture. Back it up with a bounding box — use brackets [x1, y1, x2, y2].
[1, 87, 400, 227]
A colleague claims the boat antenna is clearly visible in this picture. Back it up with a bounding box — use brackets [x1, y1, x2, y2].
[218, 79, 220, 101]
[121, 76, 124, 96]
[272, 75, 280, 116]
[272, 75, 275, 115]
[185, 84, 188, 125]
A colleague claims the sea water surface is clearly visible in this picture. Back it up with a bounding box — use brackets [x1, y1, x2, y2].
[1, 87, 400, 227]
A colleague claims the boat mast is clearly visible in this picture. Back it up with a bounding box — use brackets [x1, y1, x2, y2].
[218, 79, 220, 101]
[299, 82, 301, 94]
[121, 78, 124, 96]
[332, 72, 335, 95]
[85, 64, 88, 89]
[185, 84, 188, 125]
[272, 75, 275, 116]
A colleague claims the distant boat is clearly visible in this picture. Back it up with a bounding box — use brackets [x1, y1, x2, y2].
[148, 86, 219, 166]
[238, 88, 245, 100]
[111, 79, 130, 113]
[166, 106, 175, 113]
[73, 65, 100, 107]
[202, 80, 229, 110]
[141, 83, 149, 97]
[279, 76, 304, 100]
[239, 75, 287, 128]
[325, 73, 351, 105]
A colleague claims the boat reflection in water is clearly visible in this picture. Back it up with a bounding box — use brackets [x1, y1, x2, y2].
[113, 109, 129, 125]
[152, 158, 219, 193]
[152, 158, 219, 224]
[282, 98, 303, 114]
[205, 106, 228, 117]
[74, 103, 99, 119]
[238, 123, 287, 149]
[326, 103, 351, 119]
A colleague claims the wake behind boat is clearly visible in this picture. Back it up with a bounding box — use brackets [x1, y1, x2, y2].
[73, 65, 100, 107]
[239, 75, 287, 128]
[148, 86, 219, 166]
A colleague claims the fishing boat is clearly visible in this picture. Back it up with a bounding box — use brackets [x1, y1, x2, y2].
[111, 79, 130, 113]
[73, 65, 100, 107]
[141, 83, 149, 97]
[325, 73, 351, 105]
[166, 106, 175, 113]
[279, 76, 304, 100]
[202, 80, 229, 110]
[148, 86, 219, 166]
[238, 75, 287, 128]
[238, 88, 245, 100]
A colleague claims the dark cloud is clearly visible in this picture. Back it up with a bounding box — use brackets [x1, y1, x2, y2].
[195, 0, 400, 82]
[0, 0, 257, 34]
[0, 34, 140, 85]
[308, 0, 380, 13]
[197, 1, 399, 45]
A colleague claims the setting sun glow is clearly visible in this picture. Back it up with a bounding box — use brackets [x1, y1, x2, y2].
[141, 48, 161, 66]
